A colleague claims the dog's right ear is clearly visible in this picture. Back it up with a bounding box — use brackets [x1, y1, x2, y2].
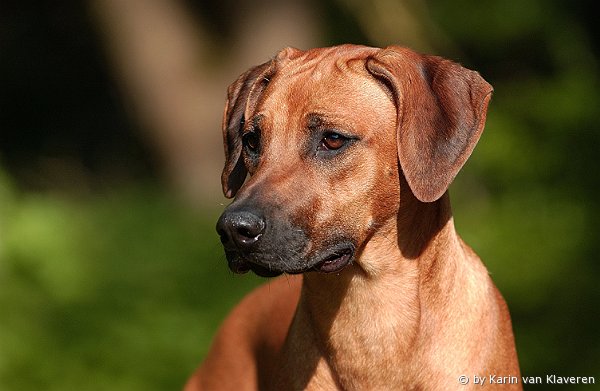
[221, 61, 274, 198]
[366, 46, 493, 203]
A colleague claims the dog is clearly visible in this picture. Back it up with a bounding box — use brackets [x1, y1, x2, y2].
[185, 44, 521, 390]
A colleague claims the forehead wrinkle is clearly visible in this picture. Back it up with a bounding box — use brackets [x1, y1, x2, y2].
[268, 45, 380, 94]
[276, 53, 324, 80]
[276, 48, 349, 84]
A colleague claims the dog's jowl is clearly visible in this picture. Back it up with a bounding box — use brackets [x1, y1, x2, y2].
[185, 44, 521, 391]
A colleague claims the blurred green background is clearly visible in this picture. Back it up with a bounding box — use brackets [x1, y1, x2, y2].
[1, 0, 598, 389]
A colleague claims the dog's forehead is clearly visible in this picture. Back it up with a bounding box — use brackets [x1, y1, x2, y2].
[276, 44, 377, 66]
[276, 46, 374, 84]
[256, 48, 394, 131]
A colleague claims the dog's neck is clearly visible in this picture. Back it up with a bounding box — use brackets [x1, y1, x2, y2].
[279, 191, 468, 389]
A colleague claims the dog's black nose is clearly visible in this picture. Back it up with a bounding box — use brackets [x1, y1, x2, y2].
[216, 210, 266, 249]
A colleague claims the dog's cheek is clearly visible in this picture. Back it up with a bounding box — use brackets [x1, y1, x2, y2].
[311, 159, 383, 244]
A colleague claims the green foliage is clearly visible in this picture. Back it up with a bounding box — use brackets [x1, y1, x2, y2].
[0, 182, 262, 390]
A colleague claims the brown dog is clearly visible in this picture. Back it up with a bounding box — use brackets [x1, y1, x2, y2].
[185, 44, 521, 390]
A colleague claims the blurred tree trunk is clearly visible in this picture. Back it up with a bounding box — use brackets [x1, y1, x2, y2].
[90, 0, 318, 205]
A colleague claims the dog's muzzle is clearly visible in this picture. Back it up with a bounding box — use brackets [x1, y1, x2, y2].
[216, 206, 355, 277]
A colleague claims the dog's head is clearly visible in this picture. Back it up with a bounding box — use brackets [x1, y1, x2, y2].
[216, 45, 492, 277]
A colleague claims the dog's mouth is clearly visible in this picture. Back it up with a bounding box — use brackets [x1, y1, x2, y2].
[227, 256, 283, 277]
[226, 244, 355, 277]
[311, 246, 354, 273]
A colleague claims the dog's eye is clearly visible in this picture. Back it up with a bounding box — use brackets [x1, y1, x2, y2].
[319, 132, 347, 151]
[242, 130, 260, 152]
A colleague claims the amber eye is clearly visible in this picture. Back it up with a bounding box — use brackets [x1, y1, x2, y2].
[242, 130, 260, 152]
[320, 132, 347, 151]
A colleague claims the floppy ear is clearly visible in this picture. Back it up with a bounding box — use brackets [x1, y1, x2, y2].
[221, 61, 274, 198]
[366, 46, 493, 202]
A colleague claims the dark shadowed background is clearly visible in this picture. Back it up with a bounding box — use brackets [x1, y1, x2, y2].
[1, 0, 599, 389]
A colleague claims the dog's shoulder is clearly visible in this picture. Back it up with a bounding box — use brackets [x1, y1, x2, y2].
[185, 276, 301, 390]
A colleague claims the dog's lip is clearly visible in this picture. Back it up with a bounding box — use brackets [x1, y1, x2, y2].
[226, 243, 355, 276]
[227, 255, 283, 277]
[228, 258, 251, 274]
[312, 245, 354, 273]
[247, 263, 283, 277]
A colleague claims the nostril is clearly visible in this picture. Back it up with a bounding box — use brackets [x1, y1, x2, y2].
[237, 227, 254, 240]
[217, 210, 266, 248]
[233, 215, 265, 243]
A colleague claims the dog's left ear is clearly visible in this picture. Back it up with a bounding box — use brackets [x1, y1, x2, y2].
[221, 61, 274, 198]
[366, 46, 493, 202]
